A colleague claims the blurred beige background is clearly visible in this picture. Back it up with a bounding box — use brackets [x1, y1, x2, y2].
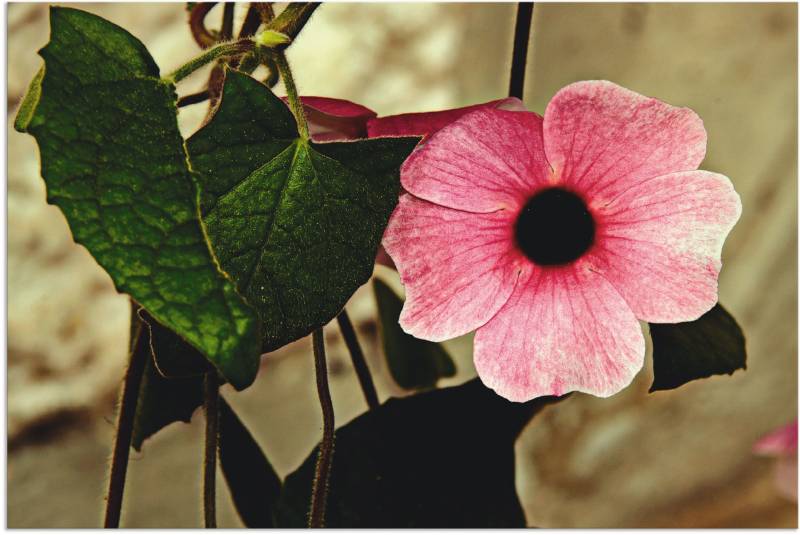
[7, 2, 798, 528]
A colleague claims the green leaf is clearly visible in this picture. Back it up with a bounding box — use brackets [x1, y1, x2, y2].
[219, 398, 282, 528]
[14, 65, 44, 133]
[187, 69, 419, 352]
[649, 303, 746, 392]
[373, 278, 456, 390]
[131, 326, 205, 451]
[275, 379, 559, 528]
[22, 7, 261, 389]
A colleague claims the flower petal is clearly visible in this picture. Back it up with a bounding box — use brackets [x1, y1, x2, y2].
[382, 194, 524, 342]
[400, 109, 552, 213]
[474, 265, 645, 401]
[589, 170, 741, 323]
[755, 421, 799, 456]
[283, 96, 377, 141]
[543, 80, 707, 202]
[366, 97, 525, 139]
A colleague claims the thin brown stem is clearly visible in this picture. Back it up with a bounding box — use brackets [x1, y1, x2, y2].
[189, 2, 218, 48]
[203, 372, 220, 528]
[104, 305, 148, 528]
[238, 3, 264, 38]
[221, 2, 235, 40]
[336, 310, 379, 410]
[309, 328, 335, 528]
[508, 2, 534, 100]
[177, 89, 211, 108]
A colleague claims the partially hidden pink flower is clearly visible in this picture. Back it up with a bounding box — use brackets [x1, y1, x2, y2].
[754, 420, 798, 502]
[382, 80, 742, 402]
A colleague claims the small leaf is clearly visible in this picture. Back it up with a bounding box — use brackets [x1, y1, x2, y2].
[275, 379, 560, 528]
[649, 303, 746, 392]
[187, 69, 420, 352]
[131, 329, 204, 451]
[373, 278, 456, 390]
[219, 398, 282, 528]
[22, 7, 261, 389]
[14, 65, 44, 133]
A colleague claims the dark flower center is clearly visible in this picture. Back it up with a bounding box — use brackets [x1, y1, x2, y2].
[514, 187, 595, 266]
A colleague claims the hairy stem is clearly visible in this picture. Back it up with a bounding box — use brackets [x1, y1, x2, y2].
[272, 51, 309, 139]
[203, 372, 220, 528]
[336, 310, 379, 410]
[104, 305, 148, 528]
[167, 41, 254, 83]
[267, 3, 319, 41]
[508, 2, 534, 100]
[238, 3, 265, 38]
[309, 328, 335, 528]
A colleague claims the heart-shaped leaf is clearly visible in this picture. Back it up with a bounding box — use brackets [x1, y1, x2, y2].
[187, 69, 420, 352]
[275, 379, 560, 527]
[17, 7, 261, 389]
[373, 278, 456, 390]
[649, 303, 746, 392]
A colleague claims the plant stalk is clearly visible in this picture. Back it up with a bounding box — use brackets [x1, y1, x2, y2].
[203, 372, 220, 528]
[272, 50, 309, 139]
[167, 41, 254, 84]
[336, 310, 379, 410]
[103, 306, 148, 528]
[309, 328, 335, 528]
[508, 2, 534, 100]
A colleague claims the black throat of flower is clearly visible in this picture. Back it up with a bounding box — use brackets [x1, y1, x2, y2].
[514, 187, 595, 266]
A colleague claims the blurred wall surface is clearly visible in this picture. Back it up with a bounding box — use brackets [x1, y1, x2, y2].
[7, 2, 797, 528]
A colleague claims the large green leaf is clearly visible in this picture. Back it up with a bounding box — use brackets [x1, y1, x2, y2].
[275, 379, 559, 528]
[187, 70, 420, 352]
[373, 278, 456, 390]
[649, 303, 746, 392]
[18, 7, 261, 389]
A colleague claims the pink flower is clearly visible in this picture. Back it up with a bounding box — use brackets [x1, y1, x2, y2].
[382, 80, 742, 402]
[754, 420, 798, 502]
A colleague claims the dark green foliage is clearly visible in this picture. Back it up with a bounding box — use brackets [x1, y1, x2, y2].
[219, 398, 282, 528]
[275, 379, 560, 528]
[649, 303, 746, 392]
[19, 7, 261, 389]
[373, 278, 455, 390]
[187, 69, 420, 352]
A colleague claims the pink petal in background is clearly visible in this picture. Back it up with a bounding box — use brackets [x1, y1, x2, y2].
[284, 96, 377, 141]
[543, 80, 707, 203]
[589, 170, 742, 323]
[473, 264, 645, 402]
[367, 97, 525, 139]
[754, 421, 798, 502]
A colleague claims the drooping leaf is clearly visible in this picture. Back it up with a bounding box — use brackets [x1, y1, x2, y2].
[219, 397, 282, 528]
[141, 311, 213, 378]
[187, 69, 420, 352]
[649, 303, 746, 392]
[131, 332, 205, 451]
[275, 379, 560, 528]
[373, 278, 456, 390]
[19, 7, 261, 389]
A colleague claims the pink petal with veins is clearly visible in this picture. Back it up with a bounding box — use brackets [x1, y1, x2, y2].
[474, 263, 645, 401]
[544, 81, 707, 203]
[588, 170, 741, 323]
[382, 194, 525, 342]
[400, 109, 552, 213]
